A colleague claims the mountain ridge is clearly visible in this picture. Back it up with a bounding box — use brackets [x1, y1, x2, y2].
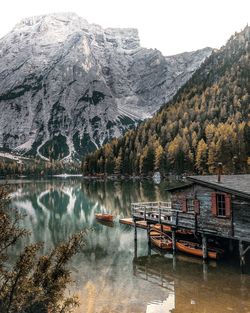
[83, 25, 250, 175]
[0, 13, 212, 160]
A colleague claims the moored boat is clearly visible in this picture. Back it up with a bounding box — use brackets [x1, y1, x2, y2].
[176, 240, 223, 260]
[95, 213, 113, 222]
[151, 224, 172, 232]
[152, 224, 193, 236]
[149, 228, 172, 250]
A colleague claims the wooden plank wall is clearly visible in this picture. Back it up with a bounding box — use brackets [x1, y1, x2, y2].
[233, 198, 250, 241]
[170, 184, 236, 238]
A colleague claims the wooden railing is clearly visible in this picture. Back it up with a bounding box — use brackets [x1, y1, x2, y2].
[131, 201, 173, 223]
[131, 201, 172, 210]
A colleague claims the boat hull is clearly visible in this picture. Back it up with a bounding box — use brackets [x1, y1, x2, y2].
[153, 224, 193, 236]
[95, 213, 113, 222]
[149, 229, 172, 251]
[176, 240, 219, 260]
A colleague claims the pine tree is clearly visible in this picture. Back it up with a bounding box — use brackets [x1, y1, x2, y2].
[0, 186, 86, 313]
[195, 139, 208, 174]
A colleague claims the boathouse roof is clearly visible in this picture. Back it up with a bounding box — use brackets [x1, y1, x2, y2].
[187, 175, 250, 200]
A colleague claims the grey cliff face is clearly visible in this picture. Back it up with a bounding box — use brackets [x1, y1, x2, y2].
[0, 13, 212, 160]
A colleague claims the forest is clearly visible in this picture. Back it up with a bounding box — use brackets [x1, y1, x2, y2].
[83, 26, 250, 176]
[0, 157, 81, 177]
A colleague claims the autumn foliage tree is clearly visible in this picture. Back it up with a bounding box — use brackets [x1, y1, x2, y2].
[83, 26, 250, 176]
[0, 185, 86, 313]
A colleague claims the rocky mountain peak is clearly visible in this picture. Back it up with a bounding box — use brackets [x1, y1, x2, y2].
[0, 13, 212, 160]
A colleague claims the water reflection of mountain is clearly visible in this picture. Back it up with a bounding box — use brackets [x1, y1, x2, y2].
[10, 179, 170, 249]
[6, 179, 250, 312]
[134, 253, 250, 313]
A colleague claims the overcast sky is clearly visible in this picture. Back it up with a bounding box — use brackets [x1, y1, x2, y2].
[0, 0, 249, 55]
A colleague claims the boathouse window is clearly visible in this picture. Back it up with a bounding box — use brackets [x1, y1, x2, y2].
[187, 199, 194, 212]
[217, 194, 226, 216]
[180, 198, 199, 214]
[211, 192, 231, 218]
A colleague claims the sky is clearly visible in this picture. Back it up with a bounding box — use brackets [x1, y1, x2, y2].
[0, 0, 249, 56]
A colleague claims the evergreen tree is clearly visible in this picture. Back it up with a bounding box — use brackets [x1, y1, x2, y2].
[195, 139, 208, 174]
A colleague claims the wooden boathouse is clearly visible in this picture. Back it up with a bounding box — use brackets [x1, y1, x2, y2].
[131, 174, 250, 267]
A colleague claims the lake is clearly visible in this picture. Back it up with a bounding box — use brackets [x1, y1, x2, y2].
[6, 178, 250, 313]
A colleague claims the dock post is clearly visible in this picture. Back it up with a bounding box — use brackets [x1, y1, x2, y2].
[172, 229, 176, 255]
[229, 239, 234, 253]
[172, 254, 176, 271]
[202, 234, 208, 260]
[203, 260, 208, 281]
[159, 209, 163, 232]
[134, 219, 137, 242]
[133, 235, 137, 276]
[134, 237, 138, 260]
[147, 221, 150, 244]
[176, 211, 179, 227]
[239, 240, 245, 273]
[146, 222, 152, 256]
[195, 213, 198, 235]
[148, 241, 151, 257]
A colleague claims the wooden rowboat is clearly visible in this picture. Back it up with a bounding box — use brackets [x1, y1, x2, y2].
[149, 228, 172, 251]
[152, 224, 193, 236]
[176, 240, 222, 260]
[152, 224, 172, 232]
[95, 213, 113, 222]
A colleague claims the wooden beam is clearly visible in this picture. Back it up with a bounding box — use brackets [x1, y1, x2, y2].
[202, 234, 208, 260]
[195, 213, 198, 235]
[172, 254, 176, 271]
[175, 211, 179, 227]
[134, 219, 137, 242]
[229, 239, 234, 253]
[158, 209, 161, 224]
[203, 260, 208, 281]
[239, 240, 245, 273]
[172, 229, 176, 254]
[243, 244, 250, 256]
[134, 238, 137, 260]
[148, 242, 151, 257]
[147, 222, 150, 244]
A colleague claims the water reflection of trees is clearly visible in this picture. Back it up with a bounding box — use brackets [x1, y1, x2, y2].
[10, 179, 172, 252]
[10, 179, 170, 249]
[81, 180, 170, 217]
[8, 179, 250, 313]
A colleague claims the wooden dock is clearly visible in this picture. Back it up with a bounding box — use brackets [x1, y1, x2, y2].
[119, 218, 148, 229]
[129, 174, 250, 271]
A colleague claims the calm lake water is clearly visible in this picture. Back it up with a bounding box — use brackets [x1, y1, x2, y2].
[6, 178, 250, 313]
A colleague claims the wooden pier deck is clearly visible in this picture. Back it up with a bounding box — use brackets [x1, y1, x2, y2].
[122, 175, 250, 272]
[119, 218, 148, 229]
[129, 175, 250, 272]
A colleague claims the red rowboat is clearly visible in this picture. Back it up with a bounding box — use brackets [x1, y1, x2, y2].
[95, 213, 113, 222]
[176, 240, 223, 260]
[152, 224, 193, 235]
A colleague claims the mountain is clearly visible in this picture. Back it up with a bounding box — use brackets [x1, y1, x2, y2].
[0, 13, 212, 160]
[83, 26, 250, 175]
